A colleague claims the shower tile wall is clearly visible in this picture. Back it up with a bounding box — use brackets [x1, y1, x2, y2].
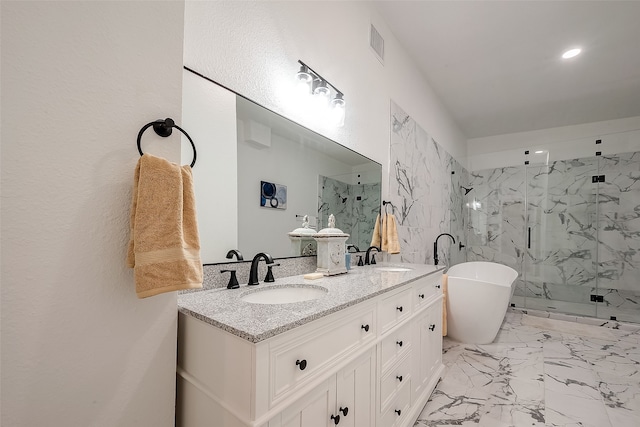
[597, 152, 640, 321]
[389, 101, 467, 265]
[468, 152, 640, 323]
[318, 176, 380, 251]
[467, 166, 527, 297]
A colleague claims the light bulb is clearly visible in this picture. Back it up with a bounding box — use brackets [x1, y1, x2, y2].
[330, 93, 346, 127]
[314, 80, 331, 98]
[295, 80, 311, 97]
[295, 65, 312, 84]
[294, 65, 312, 97]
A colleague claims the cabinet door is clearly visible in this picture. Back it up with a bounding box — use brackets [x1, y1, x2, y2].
[427, 302, 443, 379]
[280, 377, 336, 427]
[413, 300, 443, 402]
[336, 349, 375, 427]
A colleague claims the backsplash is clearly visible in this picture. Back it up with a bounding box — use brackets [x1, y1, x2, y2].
[187, 253, 370, 292]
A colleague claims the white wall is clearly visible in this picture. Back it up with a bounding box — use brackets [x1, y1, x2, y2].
[468, 116, 640, 171]
[183, 0, 468, 203]
[1, 2, 184, 425]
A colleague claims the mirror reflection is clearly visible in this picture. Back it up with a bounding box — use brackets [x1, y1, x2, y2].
[184, 69, 382, 264]
[236, 95, 382, 260]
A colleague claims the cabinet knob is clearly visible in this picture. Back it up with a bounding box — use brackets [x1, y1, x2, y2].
[361, 324, 370, 332]
[396, 375, 403, 382]
[330, 414, 340, 425]
[429, 324, 436, 331]
[296, 359, 307, 370]
[396, 340, 403, 347]
[396, 306, 403, 312]
[395, 409, 402, 416]
[418, 294, 425, 299]
[339, 406, 349, 416]
[436, 284, 441, 289]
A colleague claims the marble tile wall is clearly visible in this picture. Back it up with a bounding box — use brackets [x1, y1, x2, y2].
[467, 151, 640, 323]
[318, 176, 380, 251]
[389, 101, 467, 265]
[596, 152, 640, 320]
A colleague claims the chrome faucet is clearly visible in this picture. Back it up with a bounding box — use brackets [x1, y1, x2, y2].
[225, 249, 244, 261]
[248, 252, 274, 286]
[364, 246, 380, 265]
[433, 233, 455, 266]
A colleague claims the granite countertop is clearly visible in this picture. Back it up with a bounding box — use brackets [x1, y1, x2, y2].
[177, 263, 443, 343]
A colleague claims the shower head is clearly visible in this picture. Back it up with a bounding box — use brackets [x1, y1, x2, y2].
[461, 186, 473, 195]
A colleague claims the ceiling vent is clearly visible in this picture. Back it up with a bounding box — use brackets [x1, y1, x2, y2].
[370, 24, 385, 64]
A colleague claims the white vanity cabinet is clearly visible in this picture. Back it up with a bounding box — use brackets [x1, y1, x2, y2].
[375, 273, 443, 427]
[176, 271, 444, 427]
[269, 347, 375, 427]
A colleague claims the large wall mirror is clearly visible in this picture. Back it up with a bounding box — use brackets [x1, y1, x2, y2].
[182, 68, 382, 264]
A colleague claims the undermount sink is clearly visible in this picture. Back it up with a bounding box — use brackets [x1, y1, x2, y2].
[375, 266, 412, 272]
[240, 285, 328, 305]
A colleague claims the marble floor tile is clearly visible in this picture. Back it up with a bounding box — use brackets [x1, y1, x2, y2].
[414, 312, 640, 427]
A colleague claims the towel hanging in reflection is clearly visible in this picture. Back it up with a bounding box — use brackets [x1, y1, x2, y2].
[370, 214, 382, 247]
[126, 154, 203, 298]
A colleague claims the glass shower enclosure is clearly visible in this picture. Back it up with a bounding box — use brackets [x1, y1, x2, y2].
[466, 151, 640, 323]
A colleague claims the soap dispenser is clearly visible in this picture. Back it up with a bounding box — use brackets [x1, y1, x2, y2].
[345, 245, 351, 271]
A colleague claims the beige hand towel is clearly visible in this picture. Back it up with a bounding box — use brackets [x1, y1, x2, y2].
[442, 274, 448, 336]
[370, 213, 381, 247]
[127, 154, 203, 298]
[381, 213, 401, 254]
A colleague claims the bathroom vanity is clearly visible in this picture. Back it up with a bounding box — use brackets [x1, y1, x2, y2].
[176, 264, 444, 427]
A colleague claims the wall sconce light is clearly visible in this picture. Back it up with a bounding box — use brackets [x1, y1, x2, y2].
[295, 64, 313, 96]
[294, 60, 346, 127]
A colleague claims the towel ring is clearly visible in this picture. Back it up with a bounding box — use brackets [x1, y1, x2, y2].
[136, 118, 197, 168]
[382, 200, 392, 214]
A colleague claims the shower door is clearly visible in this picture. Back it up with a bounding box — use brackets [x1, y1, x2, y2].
[523, 158, 599, 317]
[595, 152, 640, 322]
[467, 151, 640, 323]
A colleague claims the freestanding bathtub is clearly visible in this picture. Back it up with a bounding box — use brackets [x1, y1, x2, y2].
[446, 261, 519, 344]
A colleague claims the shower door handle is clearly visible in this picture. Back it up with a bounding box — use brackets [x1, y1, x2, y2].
[527, 227, 531, 249]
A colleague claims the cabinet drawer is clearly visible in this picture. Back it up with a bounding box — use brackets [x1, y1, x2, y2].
[378, 288, 412, 333]
[414, 274, 442, 309]
[379, 379, 411, 427]
[270, 305, 375, 405]
[380, 321, 411, 373]
[380, 353, 412, 411]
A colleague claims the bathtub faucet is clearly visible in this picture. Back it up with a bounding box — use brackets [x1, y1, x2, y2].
[433, 233, 455, 266]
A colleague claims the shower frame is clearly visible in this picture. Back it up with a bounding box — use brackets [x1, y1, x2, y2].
[463, 151, 640, 324]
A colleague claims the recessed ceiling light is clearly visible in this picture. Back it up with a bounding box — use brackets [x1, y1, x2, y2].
[562, 48, 582, 59]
